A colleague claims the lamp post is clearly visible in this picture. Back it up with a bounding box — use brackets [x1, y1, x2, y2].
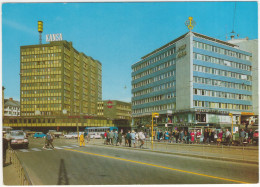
[229, 113, 233, 136]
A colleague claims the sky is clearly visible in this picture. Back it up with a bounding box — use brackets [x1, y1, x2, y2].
[1, 1, 258, 102]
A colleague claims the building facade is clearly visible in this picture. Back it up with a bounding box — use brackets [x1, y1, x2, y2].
[97, 100, 131, 130]
[20, 41, 102, 117]
[131, 32, 253, 131]
[4, 98, 20, 116]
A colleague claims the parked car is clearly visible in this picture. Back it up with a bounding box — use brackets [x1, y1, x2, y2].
[64, 132, 84, 139]
[48, 130, 63, 138]
[33, 132, 46, 138]
[253, 130, 258, 144]
[9, 130, 29, 148]
[90, 132, 102, 139]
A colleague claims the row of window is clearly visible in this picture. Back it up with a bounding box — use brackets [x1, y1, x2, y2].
[132, 60, 175, 80]
[193, 89, 252, 101]
[193, 100, 252, 110]
[193, 53, 251, 71]
[133, 103, 175, 114]
[21, 89, 61, 95]
[21, 60, 62, 67]
[194, 76, 252, 91]
[21, 46, 62, 53]
[21, 75, 61, 82]
[133, 47, 175, 72]
[132, 92, 175, 106]
[21, 96, 62, 102]
[133, 71, 175, 89]
[193, 41, 251, 61]
[22, 104, 62, 108]
[193, 65, 252, 81]
[21, 53, 61, 60]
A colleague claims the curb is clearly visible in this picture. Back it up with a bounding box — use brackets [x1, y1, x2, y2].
[90, 143, 259, 165]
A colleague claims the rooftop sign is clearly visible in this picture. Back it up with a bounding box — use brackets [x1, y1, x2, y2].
[46, 33, 63, 42]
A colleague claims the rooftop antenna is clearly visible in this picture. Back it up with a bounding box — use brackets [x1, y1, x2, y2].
[230, 2, 238, 40]
[38, 21, 43, 44]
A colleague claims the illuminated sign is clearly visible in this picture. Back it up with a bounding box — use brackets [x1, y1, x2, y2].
[241, 112, 254, 115]
[46, 33, 63, 42]
[107, 100, 113, 108]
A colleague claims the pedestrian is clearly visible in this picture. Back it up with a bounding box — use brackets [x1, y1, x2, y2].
[104, 131, 108, 145]
[187, 130, 191, 144]
[126, 130, 132, 147]
[217, 130, 223, 146]
[118, 131, 123, 146]
[43, 132, 49, 149]
[196, 130, 201, 144]
[213, 130, 218, 144]
[108, 130, 114, 145]
[225, 129, 231, 146]
[114, 131, 118, 146]
[165, 131, 169, 142]
[131, 130, 136, 148]
[175, 130, 179, 143]
[180, 130, 184, 143]
[80, 133, 85, 147]
[248, 129, 253, 144]
[3, 133, 9, 166]
[138, 130, 145, 148]
[190, 130, 195, 143]
[240, 129, 246, 145]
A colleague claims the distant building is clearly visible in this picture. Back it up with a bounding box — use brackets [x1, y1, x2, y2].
[4, 98, 20, 116]
[20, 40, 102, 117]
[98, 100, 131, 130]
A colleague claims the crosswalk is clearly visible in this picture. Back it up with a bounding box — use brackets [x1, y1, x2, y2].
[17, 145, 80, 153]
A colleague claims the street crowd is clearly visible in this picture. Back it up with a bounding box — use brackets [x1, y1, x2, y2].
[103, 128, 256, 148]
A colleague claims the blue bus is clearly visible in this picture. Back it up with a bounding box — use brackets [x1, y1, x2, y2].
[84, 127, 118, 135]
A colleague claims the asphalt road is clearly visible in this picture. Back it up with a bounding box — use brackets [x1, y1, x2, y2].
[14, 137, 259, 185]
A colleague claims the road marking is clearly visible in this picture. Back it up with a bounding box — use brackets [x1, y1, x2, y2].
[54, 147, 64, 149]
[65, 148, 249, 184]
[61, 146, 74, 148]
[19, 149, 30, 152]
[31, 148, 42, 151]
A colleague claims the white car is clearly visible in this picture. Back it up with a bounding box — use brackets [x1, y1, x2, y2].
[90, 132, 101, 139]
[64, 132, 83, 139]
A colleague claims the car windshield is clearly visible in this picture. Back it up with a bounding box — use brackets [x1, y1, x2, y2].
[11, 131, 24, 136]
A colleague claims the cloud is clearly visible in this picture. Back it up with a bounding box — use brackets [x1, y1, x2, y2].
[3, 19, 37, 35]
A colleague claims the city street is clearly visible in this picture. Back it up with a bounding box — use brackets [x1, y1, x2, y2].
[6, 137, 259, 185]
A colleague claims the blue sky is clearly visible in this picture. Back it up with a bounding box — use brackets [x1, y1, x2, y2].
[2, 1, 258, 102]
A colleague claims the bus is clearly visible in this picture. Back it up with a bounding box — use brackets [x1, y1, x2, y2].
[84, 127, 118, 138]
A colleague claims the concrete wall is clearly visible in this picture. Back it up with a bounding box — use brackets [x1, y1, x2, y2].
[176, 32, 193, 110]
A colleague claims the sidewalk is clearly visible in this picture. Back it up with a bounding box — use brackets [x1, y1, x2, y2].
[87, 139, 259, 164]
[3, 162, 20, 185]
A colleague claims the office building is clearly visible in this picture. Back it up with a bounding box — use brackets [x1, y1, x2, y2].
[20, 40, 102, 117]
[131, 31, 253, 131]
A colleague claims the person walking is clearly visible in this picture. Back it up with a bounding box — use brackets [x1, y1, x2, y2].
[108, 130, 114, 145]
[217, 130, 223, 146]
[104, 131, 108, 145]
[118, 131, 123, 146]
[165, 131, 169, 142]
[131, 130, 136, 148]
[240, 129, 246, 145]
[175, 130, 179, 143]
[225, 129, 231, 146]
[138, 130, 145, 149]
[196, 130, 201, 144]
[190, 130, 195, 143]
[248, 129, 253, 144]
[180, 130, 184, 143]
[114, 131, 118, 146]
[126, 130, 132, 147]
[187, 130, 191, 144]
[79, 133, 85, 147]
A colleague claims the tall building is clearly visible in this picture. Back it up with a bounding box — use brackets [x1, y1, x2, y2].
[4, 98, 20, 116]
[20, 40, 102, 117]
[228, 38, 258, 117]
[131, 31, 253, 131]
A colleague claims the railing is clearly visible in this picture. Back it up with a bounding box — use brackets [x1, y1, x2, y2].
[6, 149, 32, 185]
